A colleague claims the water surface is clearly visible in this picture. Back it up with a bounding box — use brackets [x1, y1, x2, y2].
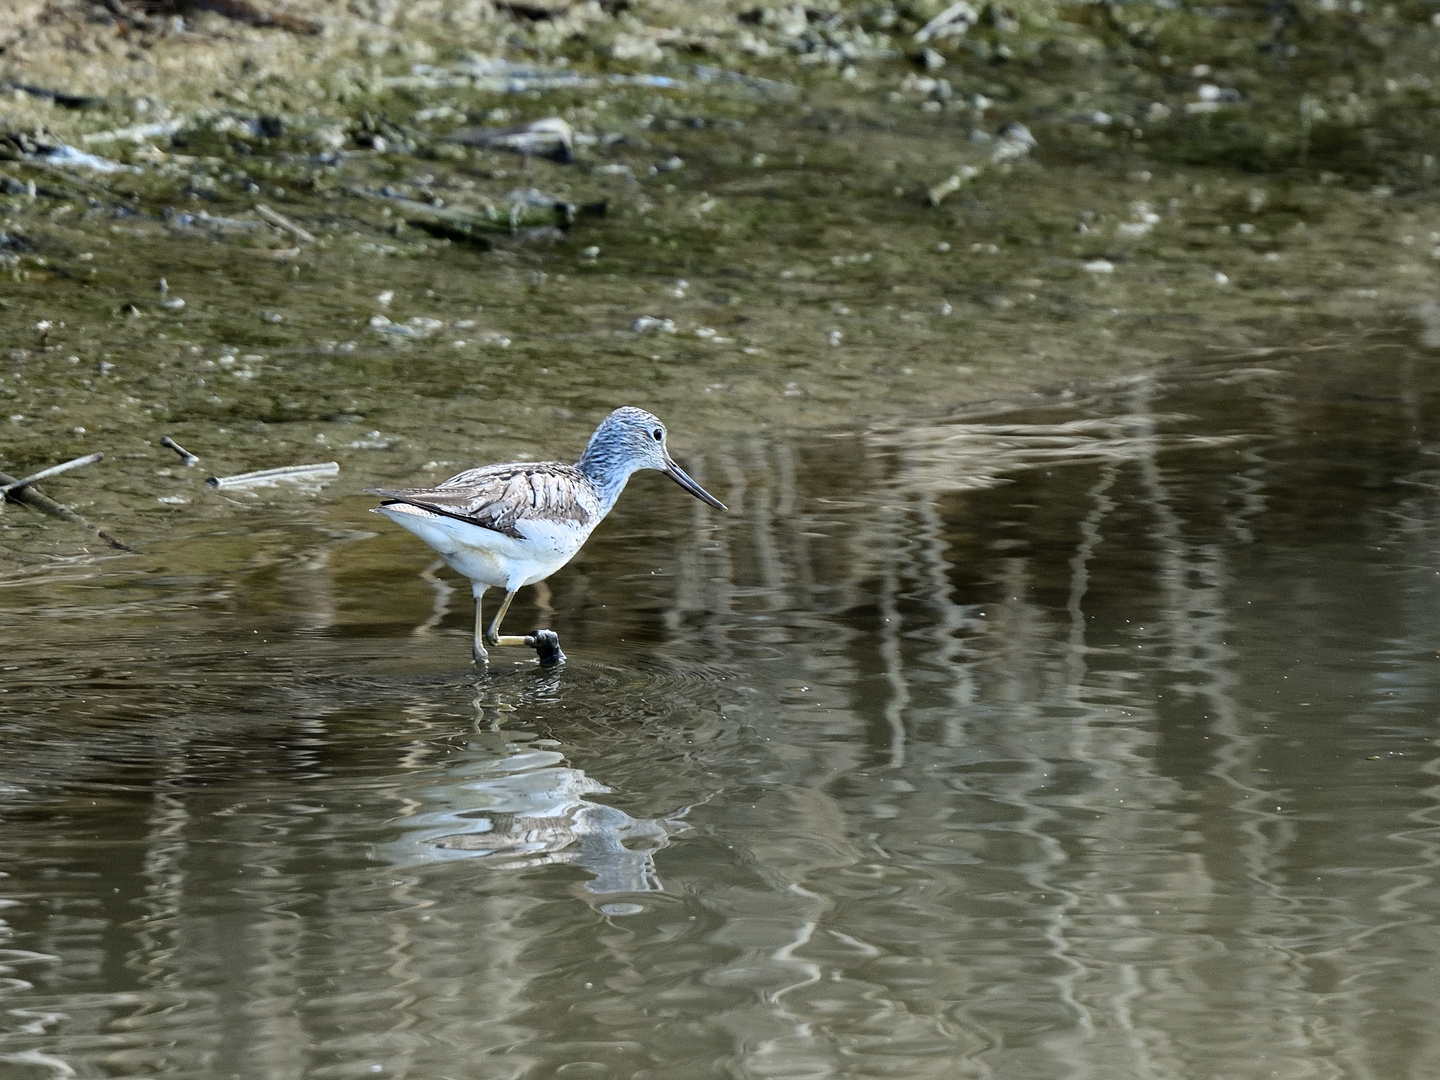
[3, 334, 1440, 1078]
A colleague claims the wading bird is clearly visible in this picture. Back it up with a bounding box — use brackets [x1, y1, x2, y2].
[369, 407, 726, 666]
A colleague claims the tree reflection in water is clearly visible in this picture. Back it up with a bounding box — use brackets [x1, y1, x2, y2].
[3, 338, 1440, 1077]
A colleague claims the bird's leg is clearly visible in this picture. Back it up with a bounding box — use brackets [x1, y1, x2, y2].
[471, 584, 489, 664]
[484, 588, 520, 646]
[485, 587, 566, 667]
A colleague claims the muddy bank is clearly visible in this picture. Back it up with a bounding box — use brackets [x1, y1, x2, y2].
[2, 0, 1439, 560]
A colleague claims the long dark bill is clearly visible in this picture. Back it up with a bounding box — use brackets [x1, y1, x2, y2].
[664, 457, 727, 510]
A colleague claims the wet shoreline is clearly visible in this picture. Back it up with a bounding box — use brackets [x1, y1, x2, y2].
[3, 0, 1440, 560]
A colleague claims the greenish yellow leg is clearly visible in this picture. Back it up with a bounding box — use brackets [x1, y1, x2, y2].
[485, 589, 523, 647]
[472, 584, 488, 663]
[485, 588, 566, 665]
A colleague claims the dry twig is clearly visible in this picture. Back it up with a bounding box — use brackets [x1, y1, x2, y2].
[0, 460, 137, 552]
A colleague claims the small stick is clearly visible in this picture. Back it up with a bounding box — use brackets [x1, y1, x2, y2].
[0, 465, 137, 552]
[205, 461, 339, 489]
[160, 436, 200, 466]
[82, 119, 183, 145]
[187, 0, 322, 33]
[0, 452, 105, 496]
[254, 203, 316, 243]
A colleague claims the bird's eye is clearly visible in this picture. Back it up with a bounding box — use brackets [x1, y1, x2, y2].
[652, 428, 664, 440]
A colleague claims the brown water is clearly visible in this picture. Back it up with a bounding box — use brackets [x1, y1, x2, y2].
[2, 333, 1440, 1078]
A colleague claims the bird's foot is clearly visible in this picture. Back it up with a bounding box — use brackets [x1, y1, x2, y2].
[523, 629, 566, 667]
[472, 644, 489, 664]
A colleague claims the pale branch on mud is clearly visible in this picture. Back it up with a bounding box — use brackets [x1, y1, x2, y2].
[0, 453, 105, 496]
[205, 461, 339, 489]
[0, 461, 138, 553]
[159, 436, 200, 466]
[254, 204, 316, 244]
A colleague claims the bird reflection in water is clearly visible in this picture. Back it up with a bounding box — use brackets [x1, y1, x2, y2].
[381, 727, 690, 911]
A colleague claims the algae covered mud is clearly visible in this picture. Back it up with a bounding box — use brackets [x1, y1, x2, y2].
[3, 0, 1440, 564]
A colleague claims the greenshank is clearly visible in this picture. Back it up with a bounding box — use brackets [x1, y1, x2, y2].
[369, 407, 726, 666]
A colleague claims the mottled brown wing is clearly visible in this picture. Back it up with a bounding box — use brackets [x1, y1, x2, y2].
[368, 462, 596, 540]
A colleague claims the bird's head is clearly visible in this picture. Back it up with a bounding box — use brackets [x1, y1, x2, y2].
[586, 407, 727, 510]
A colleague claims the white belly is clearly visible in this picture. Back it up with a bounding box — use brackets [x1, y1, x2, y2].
[374, 505, 592, 590]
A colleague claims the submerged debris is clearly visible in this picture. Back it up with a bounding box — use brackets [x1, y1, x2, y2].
[0, 453, 104, 497]
[991, 122, 1038, 164]
[82, 120, 184, 145]
[255, 203, 316, 243]
[914, 2, 978, 43]
[928, 165, 978, 206]
[448, 116, 576, 163]
[0, 457, 135, 552]
[205, 462, 340, 489]
[163, 209, 266, 234]
[2, 82, 105, 109]
[375, 184, 605, 246]
[196, 0, 323, 34]
[692, 66, 797, 98]
[506, 187, 605, 230]
[369, 315, 444, 339]
[395, 62, 689, 96]
[0, 132, 135, 174]
[926, 123, 1037, 206]
[160, 436, 200, 466]
[396, 204, 496, 249]
[109, 0, 322, 34]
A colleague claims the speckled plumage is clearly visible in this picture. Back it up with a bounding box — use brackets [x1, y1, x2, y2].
[370, 461, 599, 541]
[368, 406, 726, 665]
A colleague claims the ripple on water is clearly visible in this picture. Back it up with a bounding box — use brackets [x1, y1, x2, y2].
[9, 344, 1440, 1077]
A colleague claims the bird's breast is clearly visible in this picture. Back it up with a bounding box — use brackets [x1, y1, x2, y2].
[513, 516, 595, 559]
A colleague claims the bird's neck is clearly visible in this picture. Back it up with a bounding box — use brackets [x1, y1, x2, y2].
[576, 446, 637, 518]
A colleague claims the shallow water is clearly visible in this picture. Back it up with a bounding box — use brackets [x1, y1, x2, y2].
[2, 332, 1440, 1078]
